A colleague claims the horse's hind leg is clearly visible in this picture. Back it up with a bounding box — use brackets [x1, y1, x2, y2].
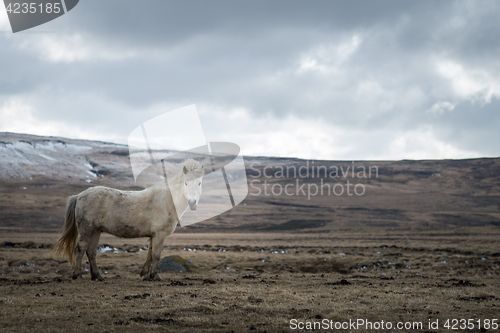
[73, 241, 86, 279]
[140, 238, 153, 277]
[143, 231, 167, 281]
[73, 226, 93, 279]
[86, 229, 104, 281]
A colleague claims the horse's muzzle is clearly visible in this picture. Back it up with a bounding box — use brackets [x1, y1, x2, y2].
[188, 199, 197, 210]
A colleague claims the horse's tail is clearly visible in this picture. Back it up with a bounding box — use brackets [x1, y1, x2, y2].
[50, 195, 79, 264]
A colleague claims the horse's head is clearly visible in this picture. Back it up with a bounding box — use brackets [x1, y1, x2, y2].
[181, 160, 204, 210]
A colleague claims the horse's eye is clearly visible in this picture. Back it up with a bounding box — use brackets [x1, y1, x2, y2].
[184, 182, 187, 186]
[198, 183, 201, 186]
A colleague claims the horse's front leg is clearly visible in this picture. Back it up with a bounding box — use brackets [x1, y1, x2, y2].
[143, 231, 167, 281]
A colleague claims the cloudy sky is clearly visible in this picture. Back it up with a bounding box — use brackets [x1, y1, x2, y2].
[1, 1, 499, 160]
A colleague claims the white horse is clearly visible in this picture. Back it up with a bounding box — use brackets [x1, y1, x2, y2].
[51, 159, 204, 281]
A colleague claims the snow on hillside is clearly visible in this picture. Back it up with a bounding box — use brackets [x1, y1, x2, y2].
[0, 132, 130, 182]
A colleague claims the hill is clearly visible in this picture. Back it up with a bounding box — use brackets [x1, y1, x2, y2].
[0, 132, 499, 233]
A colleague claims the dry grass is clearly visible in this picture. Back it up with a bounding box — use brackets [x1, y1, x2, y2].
[0, 228, 499, 332]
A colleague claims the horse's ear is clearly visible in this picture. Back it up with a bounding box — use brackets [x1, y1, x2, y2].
[183, 166, 188, 175]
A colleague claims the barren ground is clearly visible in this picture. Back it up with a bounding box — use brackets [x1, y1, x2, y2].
[1, 134, 499, 332]
[1, 228, 499, 332]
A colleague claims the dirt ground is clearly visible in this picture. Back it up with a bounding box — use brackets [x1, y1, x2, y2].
[0, 228, 499, 332]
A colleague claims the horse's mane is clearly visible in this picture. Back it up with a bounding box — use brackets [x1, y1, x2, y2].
[158, 159, 204, 188]
[182, 158, 204, 178]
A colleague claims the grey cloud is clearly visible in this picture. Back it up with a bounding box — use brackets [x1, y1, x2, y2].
[0, 0, 499, 158]
[433, 100, 500, 156]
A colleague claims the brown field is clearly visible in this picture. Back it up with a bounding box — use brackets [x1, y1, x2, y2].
[1, 228, 499, 333]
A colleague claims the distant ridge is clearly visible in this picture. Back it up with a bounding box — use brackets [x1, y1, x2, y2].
[0, 132, 499, 233]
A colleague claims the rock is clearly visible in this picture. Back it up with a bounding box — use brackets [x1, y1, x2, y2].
[21, 241, 36, 249]
[158, 255, 194, 273]
[452, 280, 485, 287]
[326, 279, 351, 286]
[242, 274, 257, 279]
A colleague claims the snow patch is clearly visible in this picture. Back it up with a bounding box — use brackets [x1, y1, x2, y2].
[65, 143, 92, 151]
[36, 141, 57, 151]
[38, 153, 57, 162]
[12, 150, 32, 164]
[12, 142, 34, 151]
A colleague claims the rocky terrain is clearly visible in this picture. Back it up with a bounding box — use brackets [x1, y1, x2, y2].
[1, 230, 499, 332]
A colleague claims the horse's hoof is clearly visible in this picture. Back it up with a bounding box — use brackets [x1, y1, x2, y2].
[91, 275, 105, 281]
[72, 272, 83, 279]
[140, 267, 149, 277]
[142, 274, 161, 281]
